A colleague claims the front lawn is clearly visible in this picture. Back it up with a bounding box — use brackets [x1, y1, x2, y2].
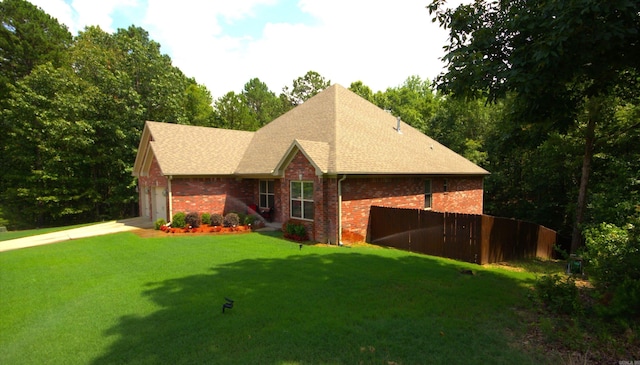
[0, 232, 555, 364]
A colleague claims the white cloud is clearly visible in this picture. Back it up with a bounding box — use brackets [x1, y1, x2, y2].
[28, 0, 456, 99]
[28, 0, 75, 31]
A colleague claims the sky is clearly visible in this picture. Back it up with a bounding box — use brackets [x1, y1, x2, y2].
[28, 0, 460, 99]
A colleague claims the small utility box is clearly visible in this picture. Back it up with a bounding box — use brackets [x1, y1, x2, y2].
[0, 226, 7, 233]
[566, 254, 583, 275]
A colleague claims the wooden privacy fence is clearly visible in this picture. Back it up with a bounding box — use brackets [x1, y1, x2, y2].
[367, 206, 556, 265]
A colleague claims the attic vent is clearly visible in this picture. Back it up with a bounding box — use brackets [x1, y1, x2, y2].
[396, 116, 402, 134]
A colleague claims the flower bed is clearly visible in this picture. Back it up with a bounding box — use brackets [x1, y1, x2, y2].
[159, 224, 252, 234]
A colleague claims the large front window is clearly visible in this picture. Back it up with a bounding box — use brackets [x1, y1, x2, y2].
[290, 181, 314, 220]
[259, 180, 274, 208]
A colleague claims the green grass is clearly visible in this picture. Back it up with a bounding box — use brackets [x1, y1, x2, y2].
[0, 232, 557, 364]
[0, 222, 98, 242]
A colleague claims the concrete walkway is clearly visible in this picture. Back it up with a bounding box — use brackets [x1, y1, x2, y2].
[0, 217, 154, 253]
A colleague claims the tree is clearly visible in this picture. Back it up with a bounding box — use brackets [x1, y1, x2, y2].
[0, 0, 73, 227]
[0, 0, 72, 97]
[213, 92, 257, 131]
[429, 96, 493, 165]
[282, 70, 330, 106]
[429, 0, 640, 252]
[185, 82, 216, 127]
[2, 64, 98, 227]
[349, 81, 374, 102]
[373, 76, 438, 133]
[242, 78, 284, 127]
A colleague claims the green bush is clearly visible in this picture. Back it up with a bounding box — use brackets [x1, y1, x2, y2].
[201, 213, 211, 225]
[283, 220, 308, 241]
[584, 217, 640, 320]
[154, 218, 166, 230]
[223, 213, 240, 227]
[185, 212, 201, 228]
[244, 214, 257, 225]
[172, 212, 187, 228]
[210, 213, 223, 227]
[534, 274, 581, 316]
[236, 212, 247, 226]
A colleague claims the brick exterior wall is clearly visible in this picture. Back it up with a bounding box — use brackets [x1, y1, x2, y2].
[171, 178, 254, 216]
[138, 150, 483, 243]
[340, 176, 484, 241]
[280, 151, 333, 242]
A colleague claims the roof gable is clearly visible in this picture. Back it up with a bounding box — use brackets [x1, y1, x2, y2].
[133, 121, 254, 176]
[274, 139, 330, 176]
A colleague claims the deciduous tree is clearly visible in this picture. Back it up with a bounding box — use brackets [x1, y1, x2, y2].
[429, 0, 640, 251]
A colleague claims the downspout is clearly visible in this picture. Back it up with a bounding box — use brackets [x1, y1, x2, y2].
[167, 175, 173, 221]
[337, 175, 347, 245]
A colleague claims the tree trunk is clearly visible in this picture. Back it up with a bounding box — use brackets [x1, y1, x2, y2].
[570, 100, 598, 253]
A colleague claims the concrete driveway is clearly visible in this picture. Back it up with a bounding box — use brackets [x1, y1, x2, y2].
[0, 217, 154, 253]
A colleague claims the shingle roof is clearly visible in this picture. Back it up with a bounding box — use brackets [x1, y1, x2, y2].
[133, 121, 254, 176]
[134, 84, 489, 177]
[236, 84, 488, 175]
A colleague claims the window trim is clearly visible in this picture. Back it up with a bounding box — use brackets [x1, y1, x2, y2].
[290, 180, 314, 221]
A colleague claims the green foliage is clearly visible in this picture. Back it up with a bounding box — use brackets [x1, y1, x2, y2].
[584, 218, 640, 320]
[242, 78, 285, 128]
[0, 16, 217, 228]
[210, 213, 223, 227]
[171, 212, 186, 229]
[244, 214, 257, 226]
[281, 70, 330, 107]
[154, 218, 166, 230]
[429, 0, 640, 251]
[185, 212, 200, 228]
[533, 274, 582, 316]
[349, 81, 374, 102]
[213, 91, 258, 130]
[200, 213, 211, 225]
[284, 220, 308, 241]
[223, 213, 240, 227]
[372, 75, 437, 133]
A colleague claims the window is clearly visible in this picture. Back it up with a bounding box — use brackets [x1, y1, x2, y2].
[290, 181, 314, 220]
[443, 179, 448, 192]
[424, 179, 432, 209]
[259, 180, 274, 208]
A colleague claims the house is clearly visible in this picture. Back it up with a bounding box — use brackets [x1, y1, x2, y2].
[132, 84, 489, 243]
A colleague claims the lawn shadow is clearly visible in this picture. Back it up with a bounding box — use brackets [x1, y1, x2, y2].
[91, 248, 547, 365]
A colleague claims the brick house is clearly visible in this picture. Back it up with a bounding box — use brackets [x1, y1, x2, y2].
[132, 84, 489, 243]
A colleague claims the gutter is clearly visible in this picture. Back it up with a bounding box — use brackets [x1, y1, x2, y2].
[337, 175, 347, 245]
[167, 175, 173, 221]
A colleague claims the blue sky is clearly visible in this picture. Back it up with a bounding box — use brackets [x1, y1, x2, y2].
[30, 0, 459, 99]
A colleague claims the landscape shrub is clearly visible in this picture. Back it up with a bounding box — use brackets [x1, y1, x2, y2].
[210, 213, 223, 226]
[584, 218, 640, 321]
[533, 274, 582, 316]
[201, 213, 211, 225]
[172, 212, 187, 228]
[185, 212, 201, 228]
[283, 220, 307, 241]
[236, 212, 247, 226]
[244, 214, 257, 226]
[154, 218, 166, 230]
[223, 213, 240, 227]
